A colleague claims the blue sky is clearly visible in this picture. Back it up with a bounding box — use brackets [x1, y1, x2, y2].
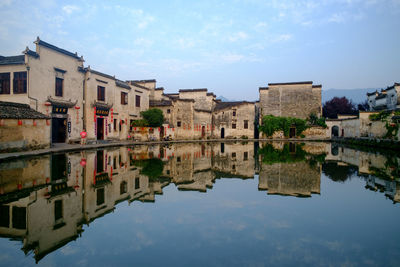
[0, 0, 399, 101]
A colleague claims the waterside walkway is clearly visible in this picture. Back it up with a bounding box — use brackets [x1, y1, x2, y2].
[0, 138, 329, 161]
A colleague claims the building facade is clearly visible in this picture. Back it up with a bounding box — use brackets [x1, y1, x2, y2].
[367, 82, 400, 111]
[259, 81, 322, 119]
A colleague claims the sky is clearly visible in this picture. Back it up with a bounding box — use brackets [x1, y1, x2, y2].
[0, 0, 399, 101]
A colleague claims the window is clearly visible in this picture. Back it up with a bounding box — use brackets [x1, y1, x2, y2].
[12, 206, 26, 229]
[0, 73, 10, 94]
[177, 157, 181, 162]
[13, 72, 27, 94]
[121, 92, 128, 105]
[55, 77, 63, 97]
[233, 110, 236, 116]
[244, 152, 248, 161]
[120, 181, 127, 194]
[232, 123, 236, 129]
[97, 86, 105, 101]
[135, 177, 140, 189]
[113, 156, 117, 169]
[244, 120, 248, 129]
[167, 109, 171, 114]
[135, 95, 141, 107]
[0, 205, 10, 227]
[97, 188, 105, 205]
[231, 152, 236, 158]
[114, 119, 117, 131]
[177, 121, 181, 127]
[54, 200, 63, 221]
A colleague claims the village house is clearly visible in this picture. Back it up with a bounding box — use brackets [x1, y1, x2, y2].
[82, 68, 150, 143]
[0, 37, 85, 145]
[259, 81, 322, 119]
[212, 101, 255, 139]
[367, 82, 400, 111]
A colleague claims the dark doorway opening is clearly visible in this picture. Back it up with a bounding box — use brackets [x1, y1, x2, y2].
[202, 126, 205, 138]
[160, 126, 164, 140]
[220, 143, 225, 153]
[51, 154, 67, 180]
[97, 118, 104, 140]
[341, 129, 344, 137]
[221, 128, 225, 138]
[52, 118, 67, 143]
[289, 127, 296, 138]
[97, 150, 104, 173]
[332, 126, 339, 137]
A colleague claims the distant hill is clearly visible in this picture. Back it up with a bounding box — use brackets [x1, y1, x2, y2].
[322, 88, 378, 104]
[216, 96, 231, 102]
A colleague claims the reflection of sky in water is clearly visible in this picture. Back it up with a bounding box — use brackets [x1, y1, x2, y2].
[1, 173, 399, 267]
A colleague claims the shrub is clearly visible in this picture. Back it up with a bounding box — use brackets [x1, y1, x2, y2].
[140, 108, 164, 127]
[259, 115, 309, 137]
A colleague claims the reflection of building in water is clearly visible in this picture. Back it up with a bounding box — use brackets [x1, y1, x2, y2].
[259, 162, 321, 197]
[257, 143, 322, 197]
[323, 143, 400, 203]
[0, 152, 83, 262]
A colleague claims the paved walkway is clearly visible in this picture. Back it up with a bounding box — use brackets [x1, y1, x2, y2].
[0, 138, 329, 161]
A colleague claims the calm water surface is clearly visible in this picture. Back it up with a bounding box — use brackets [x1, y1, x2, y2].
[0, 142, 399, 266]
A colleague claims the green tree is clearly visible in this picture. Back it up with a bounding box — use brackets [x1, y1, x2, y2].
[140, 108, 164, 127]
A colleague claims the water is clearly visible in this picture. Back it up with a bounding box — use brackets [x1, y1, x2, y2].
[0, 142, 399, 266]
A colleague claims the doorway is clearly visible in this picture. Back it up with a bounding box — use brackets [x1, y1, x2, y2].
[331, 126, 339, 137]
[97, 118, 104, 140]
[289, 127, 296, 138]
[221, 128, 225, 138]
[52, 118, 67, 143]
[202, 126, 205, 138]
[160, 126, 164, 140]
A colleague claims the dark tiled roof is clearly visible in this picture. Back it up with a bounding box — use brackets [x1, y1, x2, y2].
[88, 68, 115, 80]
[206, 92, 216, 97]
[194, 108, 211, 113]
[0, 55, 25, 65]
[150, 100, 172, 107]
[259, 87, 269, 90]
[367, 91, 377, 96]
[130, 79, 156, 83]
[155, 87, 164, 91]
[115, 79, 131, 90]
[0, 101, 49, 119]
[312, 85, 322, 88]
[375, 94, 387, 100]
[268, 81, 313, 86]
[36, 38, 82, 60]
[214, 101, 254, 112]
[130, 83, 150, 90]
[164, 94, 179, 100]
[24, 49, 39, 58]
[47, 96, 77, 108]
[395, 83, 400, 86]
[175, 98, 195, 102]
[179, 88, 207, 92]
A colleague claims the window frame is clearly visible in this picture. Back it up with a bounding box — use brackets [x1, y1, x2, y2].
[121, 91, 128, 105]
[135, 95, 141, 107]
[0, 72, 10, 94]
[244, 120, 249, 129]
[97, 85, 105, 101]
[13, 71, 27, 94]
[55, 77, 63, 97]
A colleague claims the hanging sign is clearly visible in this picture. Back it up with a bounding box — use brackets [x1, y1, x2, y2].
[96, 107, 110, 116]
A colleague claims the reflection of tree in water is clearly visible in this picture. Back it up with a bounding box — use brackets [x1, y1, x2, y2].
[258, 143, 326, 167]
[322, 162, 358, 182]
[132, 158, 166, 181]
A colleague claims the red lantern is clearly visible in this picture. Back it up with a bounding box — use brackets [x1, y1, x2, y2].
[46, 119, 50, 126]
[18, 120, 22, 126]
[46, 177, 50, 184]
[44, 102, 51, 106]
[80, 158, 87, 167]
[33, 119, 37, 126]
[75, 106, 80, 110]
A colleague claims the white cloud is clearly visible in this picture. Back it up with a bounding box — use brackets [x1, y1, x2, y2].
[273, 34, 292, 42]
[176, 38, 196, 49]
[134, 38, 153, 47]
[138, 15, 155, 29]
[228, 31, 248, 42]
[62, 5, 79, 15]
[328, 13, 346, 23]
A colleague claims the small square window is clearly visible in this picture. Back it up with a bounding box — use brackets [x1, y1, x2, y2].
[177, 121, 181, 127]
[232, 123, 236, 129]
[244, 120, 249, 129]
[97, 86, 105, 101]
[167, 109, 171, 114]
[233, 110, 236, 116]
[121, 92, 128, 105]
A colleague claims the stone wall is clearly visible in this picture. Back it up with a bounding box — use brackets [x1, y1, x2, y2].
[213, 103, 255, 138]
[0, 119, 50, 151]
[303, 126, 328, 139]
[259, 82, 322, 120]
